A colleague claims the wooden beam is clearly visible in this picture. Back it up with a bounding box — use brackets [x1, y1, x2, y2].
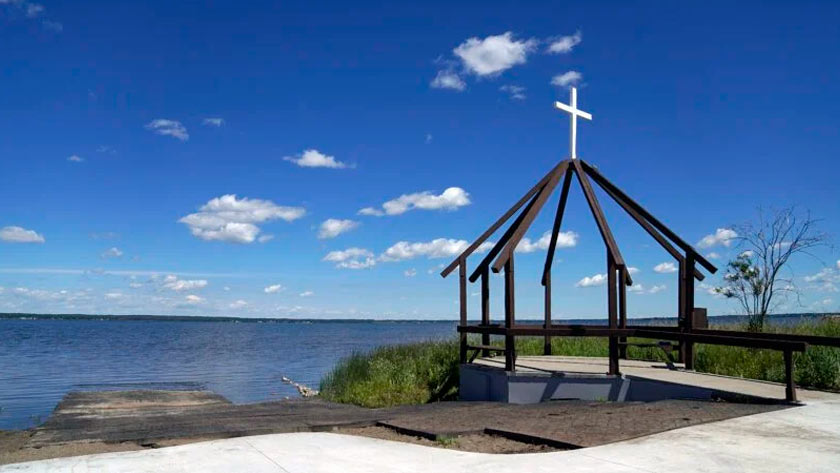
[572, 160, 625, 267]
[541, 167, 574, 286]
[618, 265, 628, 359]
[579, 160, 717, 274]
[544, 271, 552, 355]
[504, 257, 516, 371]
[441, 160, 568, 278]
[492, 162, 568, 273]
[458, 258, 467, 364]
[591, 172, 706, 281]
[608, 253, 620, 375]
[467, 187, 544, 283]
[481, 268, 490, 357]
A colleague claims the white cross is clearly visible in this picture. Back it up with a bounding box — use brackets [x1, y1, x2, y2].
[554, 87, 592, 160]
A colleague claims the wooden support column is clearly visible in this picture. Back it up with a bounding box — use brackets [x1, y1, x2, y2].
[784, 349, 797, 402]
[544, 271, 552, 355]
[618, 266, 628, 359]
[458, 257, 468, 364]
[677, 259, 686, 363]
[683, 254, 696, 370]
[607, 254, 620, 375]
[480, 268, 490, 357]
[504, 256, 516, 371]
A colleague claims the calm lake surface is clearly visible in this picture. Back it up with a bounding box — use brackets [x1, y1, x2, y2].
[0, 319, 455, 430]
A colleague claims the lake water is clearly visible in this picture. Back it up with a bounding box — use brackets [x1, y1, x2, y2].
[0, 319, 455, 430]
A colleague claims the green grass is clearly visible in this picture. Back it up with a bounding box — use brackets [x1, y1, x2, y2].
[320, 318, 840, 407]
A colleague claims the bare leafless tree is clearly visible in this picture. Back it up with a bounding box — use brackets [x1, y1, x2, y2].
[715, 207, 829, 331]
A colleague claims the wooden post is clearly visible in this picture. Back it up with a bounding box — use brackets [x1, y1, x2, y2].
[683, 254, 696, 370]
[607, 254, 620, 375]
[784, 349, 797, 402]
[481, 268, 490, 357]
[544, 271, 552, 356]
[677, 259, 686, 364]
[458, 258, 468, 364]
[504, 256, 516, 371]
[618, 266, 628, 359]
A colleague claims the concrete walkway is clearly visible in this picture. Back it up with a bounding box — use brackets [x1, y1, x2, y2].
[4, 399, 839, 472]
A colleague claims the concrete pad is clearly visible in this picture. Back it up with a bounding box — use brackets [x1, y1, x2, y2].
[4, 397, 840, 472]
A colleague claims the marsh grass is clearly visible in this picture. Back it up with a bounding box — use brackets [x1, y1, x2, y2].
[320, 318, 840, 407]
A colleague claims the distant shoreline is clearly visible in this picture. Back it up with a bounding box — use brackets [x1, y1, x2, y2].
[1, 312, 835, 325]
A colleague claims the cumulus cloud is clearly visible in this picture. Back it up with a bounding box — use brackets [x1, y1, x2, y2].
[101, 247, 123, 259]
[499, 84, 526, 100]
[323, 248, 376, 269]
[179, 194, 305, 244]
[804, 268, 839, 293]
[516, 230, 578, 253]
[163, 275, 208, 292]
[185, 294, 204, 304]
[697, 228, 738, 249]
[318, 219, 360, 239]
[264, 284, 285, 294]
[547, 31, 582, 54]
[67, 154, 84, 163]
[145, 119, 189, 141]
[202, 117, 224, 127]
[380, 238, 493, 262]
[653, 262, 677, 274]
[431, 70, 466, 91]
[283, 149, 349, 169]
[453, 32, 537, 76]
[551, 71, 583, 88]
[648, 284, 667, 294]
[229, 299, 248, 309]
[359, 187, 470, 216]
[0, 226, 45, 243]
[576, 273, 607, 288]
[706, 252, 721, 260]
[299, 291, 314, 297]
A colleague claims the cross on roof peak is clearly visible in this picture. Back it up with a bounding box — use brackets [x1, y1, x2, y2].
[554, 86, 592, 160]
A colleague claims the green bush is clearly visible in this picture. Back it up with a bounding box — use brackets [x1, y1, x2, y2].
[320, 318, 840, 407]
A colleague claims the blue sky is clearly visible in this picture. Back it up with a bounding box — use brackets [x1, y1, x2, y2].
[1, 1, 839, 319]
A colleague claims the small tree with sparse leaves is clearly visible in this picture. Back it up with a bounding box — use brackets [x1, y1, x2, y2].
[715, 207, 829, 332]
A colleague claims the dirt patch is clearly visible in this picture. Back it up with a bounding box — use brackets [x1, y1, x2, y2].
[336, 426, 559, 454]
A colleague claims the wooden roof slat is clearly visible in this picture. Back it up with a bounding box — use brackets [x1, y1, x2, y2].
[571, 159, 626, 268]
[440, 160, 567, 278]
[541, 168, 574, 286]
[491, 162, 569, 273]
[580, 160, 717, 274]
[593, 173, 706, 281]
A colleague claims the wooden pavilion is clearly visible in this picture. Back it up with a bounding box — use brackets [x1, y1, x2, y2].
[440, 88, 838, 402]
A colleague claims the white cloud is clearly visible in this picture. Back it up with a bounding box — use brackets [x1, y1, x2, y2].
[0, 226, 45, 243]
[576, 273, 607, 288]
[516, 230, 578, 253]
[547, 31, 582, 54]
[500, 84, 526, 100]
[283, 149, 349, 169]
[229, 299, 248, 309]
[359, 187, 470, 216]
[257, 234, 274, 243]
[264, 284, 285, 294]
[202, 117, 224, 127]
[145, 119, 189, 141]
[628, 267, 640, 275]
[706, 252, 721, 260]
[380, 239, 493, 262]
[836, 260, 840, 270]
[431, 70, 466, 91]
[104, 292, 124, 299]
[653, 262, 678, 274]
[404, 268, 417, 277]
[163, 275, 208, 292]
[299, 291, 314, 297]
[697, 228, 738, 249]
[551, 71, 583, 88]
[804, 268, 839, 293]
[67, 154, 84, 163]
[649, 284, 667, 294]
[318, 219, 360, 239]
[179, 194, 305, 244]
[185, 294, 204, 304]
[129, 282, 143, 289]
[323, 248, 376, 269]
[101, 247, 123, 259]
[453, 32, 537, 76]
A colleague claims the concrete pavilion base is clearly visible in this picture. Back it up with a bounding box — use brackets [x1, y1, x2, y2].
[460, 355, 818, 404]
